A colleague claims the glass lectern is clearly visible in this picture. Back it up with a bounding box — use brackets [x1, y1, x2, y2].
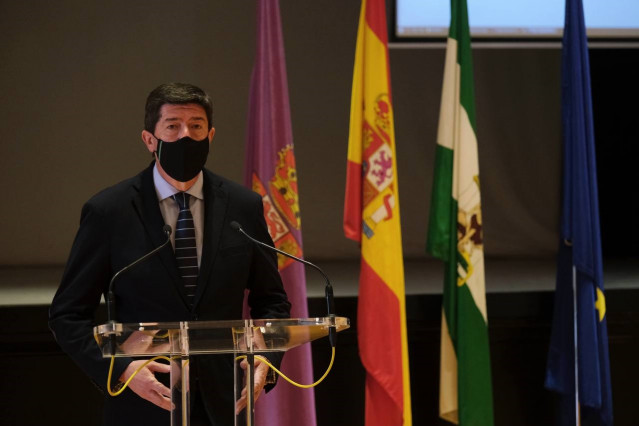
[94, 317, 349, 426]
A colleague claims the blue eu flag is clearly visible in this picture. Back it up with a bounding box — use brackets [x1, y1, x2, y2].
[545, 0, 613, 425]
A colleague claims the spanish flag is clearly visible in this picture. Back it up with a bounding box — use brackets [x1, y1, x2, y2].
[344, 1, 412, 425]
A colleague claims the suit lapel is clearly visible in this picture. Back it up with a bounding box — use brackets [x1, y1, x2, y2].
[193, 170, 229, 309]
[131, 165, 187, 305]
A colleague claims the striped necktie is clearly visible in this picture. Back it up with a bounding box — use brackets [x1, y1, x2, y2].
[172, 192, 198, 307]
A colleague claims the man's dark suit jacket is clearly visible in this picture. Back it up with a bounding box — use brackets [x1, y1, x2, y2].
[49, 163, 291, 426]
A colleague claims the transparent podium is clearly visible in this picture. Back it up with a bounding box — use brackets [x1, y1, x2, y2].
[94, 317, 349, 426]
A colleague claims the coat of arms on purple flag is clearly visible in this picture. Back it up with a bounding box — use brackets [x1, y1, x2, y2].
[243, 1, 317, 425]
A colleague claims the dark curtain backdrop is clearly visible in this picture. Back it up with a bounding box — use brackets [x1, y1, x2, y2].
[0, 1, 636, 268]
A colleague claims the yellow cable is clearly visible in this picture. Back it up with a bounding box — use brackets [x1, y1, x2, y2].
[236, 347, 335, 389]
[138, 329, 170, 339]
[107, 355, 181, 397]
[107, 346, 335, 397]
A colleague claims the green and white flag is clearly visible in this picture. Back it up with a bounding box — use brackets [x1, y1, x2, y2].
[426, 0, 494, 424]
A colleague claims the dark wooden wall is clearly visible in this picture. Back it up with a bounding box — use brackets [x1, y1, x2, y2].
[2, 290, 637, 425]
[1, 0, 637, 267]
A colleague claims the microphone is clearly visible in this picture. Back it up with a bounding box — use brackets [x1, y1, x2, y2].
[105, 225, 172, 353]
[230, 221, 337, 347]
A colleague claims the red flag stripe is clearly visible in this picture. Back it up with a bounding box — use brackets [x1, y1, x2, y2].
[359, 259, 404, 422]
[344, 159, 363, 242]
[365, 0, 388, 45]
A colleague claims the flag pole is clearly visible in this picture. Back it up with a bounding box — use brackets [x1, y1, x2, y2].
[572, 263, 579, 425]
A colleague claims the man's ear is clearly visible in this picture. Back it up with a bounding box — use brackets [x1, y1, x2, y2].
[141, 130, 157, 154]
[208, 127, 216, 143]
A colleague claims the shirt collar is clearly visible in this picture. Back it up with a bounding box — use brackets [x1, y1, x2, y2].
[153, 163, 204, 202]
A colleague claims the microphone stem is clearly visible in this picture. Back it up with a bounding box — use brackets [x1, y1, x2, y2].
[236, 226, 337, 347]
[105, 228, 172, 353]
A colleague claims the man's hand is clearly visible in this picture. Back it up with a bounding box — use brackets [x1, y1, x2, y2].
[235, 358, 269, 415]
[119, 360, 174, 411]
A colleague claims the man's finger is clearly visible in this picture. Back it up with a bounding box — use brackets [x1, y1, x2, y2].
[235, 382, 267, 414]
[150, 389, 174, 411]
[235, 394, 248, 414]
[147, 361, 172, 374]
[153, 380, 172, 399]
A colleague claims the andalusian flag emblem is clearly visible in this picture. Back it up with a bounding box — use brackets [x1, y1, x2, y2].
[426, 0, 494, 424]
[344, 1, 412, 425]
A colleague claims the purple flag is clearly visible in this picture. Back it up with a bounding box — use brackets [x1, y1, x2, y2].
[244, 1, 317, 425]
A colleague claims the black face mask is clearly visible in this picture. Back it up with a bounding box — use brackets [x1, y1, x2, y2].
[155, 135, 209, 182]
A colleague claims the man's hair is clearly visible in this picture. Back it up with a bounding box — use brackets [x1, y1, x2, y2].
[144, 83, 213, 132]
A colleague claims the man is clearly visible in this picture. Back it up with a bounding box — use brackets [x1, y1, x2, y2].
[49, 82, 291, 426]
